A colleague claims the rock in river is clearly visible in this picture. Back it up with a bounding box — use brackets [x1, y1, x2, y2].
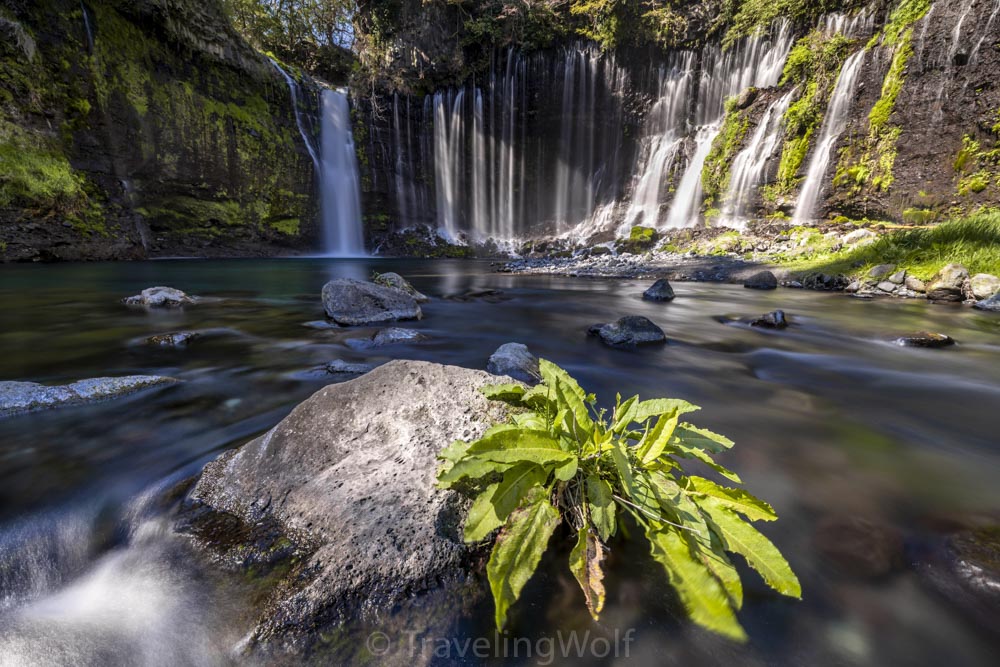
[642, 278, 675, 302]
[893, 332, 956, 348]
[743, 270, 778, 290]
[588, 316, 666, 348]
[487, 342, 540, 384]
[925, 263, 969, 302]
[321, 278, 422, 326]
[969, 273, 1000, 300]
[973, 293, 1000, 312]
[1, 375, 178, 418]
[346, 327, 429, 348]
[373, 272, 430, 303]
[748, 310, 788, 329]
[144, 331, 201, 347]
[123, 286, 195, 307]
[183, 361, 513, 652]
[916, 527, 1000, 636]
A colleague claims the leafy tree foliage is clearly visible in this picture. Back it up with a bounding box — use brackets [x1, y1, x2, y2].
[437, 359, 800, 639]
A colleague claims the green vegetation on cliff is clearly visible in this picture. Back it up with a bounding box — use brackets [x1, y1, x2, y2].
[702, 96, 751, 208]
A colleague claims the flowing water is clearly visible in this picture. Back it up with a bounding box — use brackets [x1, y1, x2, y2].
[792, 50, 866, 224]
[319, 89, 365, 257]
[269, 59, 320, 171]
[1, 259, 998, 665]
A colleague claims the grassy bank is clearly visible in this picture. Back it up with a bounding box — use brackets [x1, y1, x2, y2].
[782, 212, 1000, 280]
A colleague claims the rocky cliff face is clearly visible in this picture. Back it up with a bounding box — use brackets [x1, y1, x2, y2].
[0, 0, 320, 261]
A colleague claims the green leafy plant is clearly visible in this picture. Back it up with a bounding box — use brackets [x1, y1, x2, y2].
[436, 360, 800, 641]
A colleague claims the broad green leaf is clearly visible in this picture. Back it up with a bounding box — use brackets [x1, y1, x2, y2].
[696, 533, 744, 610]
[700, 500, 801, 598]
[540, 359, 594, 439]
[643, 471, 709, 538]
[675, 424, 734, 452]
[467, 429, 574, 466]
[685, 476, 777, 522]
[646, 526, 747, 641]
[637, 413, 680, 466]
[487, 492, 561, 630]
[586, 475, 616, 542]
[436, 456, 510, 487]
[610, 438, 638, 501]
[670, 440, 743, 484]
[464, 462, 548, 542]
[438, 438, 472, 464]
[481, 384, 526, 403]
[610, 395, 639, 433]
[569, 526, 606, 620]
[463, 482, 503, 542]
[553, 457, 579, 481]
[512, 412, 548, 430]
[634, 398, 700, 423]
[520, 384, 555, 411]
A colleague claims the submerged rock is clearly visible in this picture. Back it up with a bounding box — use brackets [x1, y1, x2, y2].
[0, 375, 177, 418]
[123, 286, 195, 307]
[748, 310, 788, 329]
[814, 516, 903, 579]
[183, 361, 513, 651]
[144, 331, 201, 347]
[642, 278, 676, 302]
[324, 359, 379, 374]
[301, 320, 340, 330]
[373, 272, 430, 303]
[487, 343, 540, 384]
[321, 278, 422, 326]
[346, 327, 429, 348]
[443, 288, 508, 302]
[969, 273, 1000, 300]
[973, 293, 1000, 312]
[588, 316, 666, 348]
[926, 263, 969, 301]
[743, 270, 778, 290]
[917, 527, 1000, 636]
[893, 332, 956, 348]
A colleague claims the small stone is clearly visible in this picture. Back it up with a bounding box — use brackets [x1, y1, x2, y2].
[877, 281, 898, 293]
[302, 320, 340, 330]
[748, 310, 788, 329]
[893, 332, 956, 348]
[324, 360, 377, 375]
[969, 273, 1000, 300]
[346, 327, 429, 349]
[888, 270, 907, 284]
[487, 343, 540, 384]
[588, 316, 666, 348]
[145, 331, 200, 347]
[845, 281, 861, 293]
[787, 280, 804, 289]
[868, 264, 896, 279]
[642, 279, 675, 302]
[843, 229, 877, 245]
[123, 286, 195, 307]
[743, 270, 778, 290]
[905, 275, 927, 293]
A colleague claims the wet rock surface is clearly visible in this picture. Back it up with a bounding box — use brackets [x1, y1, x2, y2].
[588, 316, 667, 348]
[814, 516, 904, 579]
[182, 361, 512, 652]
[973, 293, 1000, 312]
[321, 278, 422, 326]
[123, 286, 196, 307]
[0, 376, 178, 418]
[743, 270, 778, 290]
[373, 272, 430, 303]
[346, 327, 429, 348]
[926, 264, 969, 302]
[893, 332, 956, 348]
[748, 310, 788, 329]
[144, 331, 201, 347]
[486, 342, 541, 384]
[642, 278, 676, 301]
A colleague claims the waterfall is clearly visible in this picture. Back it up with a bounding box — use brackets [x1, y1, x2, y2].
[793, 50, 866, 224]
[269, 59, 320, 172]
[970, 0, 1000, 65]
[319, 89, 365, 256]
[721, 89, 796, 225]
[80, 1, 94, 53]
[661, 19, 794, 229]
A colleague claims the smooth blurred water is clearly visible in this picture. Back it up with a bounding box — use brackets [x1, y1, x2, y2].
[0, 258, 998, 665]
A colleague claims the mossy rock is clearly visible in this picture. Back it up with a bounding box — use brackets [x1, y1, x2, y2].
[616, 226, 659, 254]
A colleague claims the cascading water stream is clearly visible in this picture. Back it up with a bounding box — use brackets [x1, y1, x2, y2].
[269, 59, 320, 172]
[319, 89, 365, 257]
[80, 1, 94, 54]
[721, 88, 797, 226]
[792, 49, 866, 224]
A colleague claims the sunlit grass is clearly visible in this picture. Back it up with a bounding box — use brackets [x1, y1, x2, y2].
[783, 211, 1000, 280]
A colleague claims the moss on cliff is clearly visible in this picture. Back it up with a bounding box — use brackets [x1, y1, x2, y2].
[701, 96, 751, 208]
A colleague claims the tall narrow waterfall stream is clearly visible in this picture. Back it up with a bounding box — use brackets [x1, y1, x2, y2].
[320, 89, 365, 257]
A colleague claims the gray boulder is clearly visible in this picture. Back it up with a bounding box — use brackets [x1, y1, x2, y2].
[588, 316, 666, 348]
[487, 343, 541, 384]
[373, 272, 430, 303]
[743, 270, 777, 290]
[1, 375, 177, 418]
[123, 286, 195, 307]
[321, 278, 422, 326]
[642, 279, 675, 302]
[973, 293, 1000, 312]
[926, 264, 969, 301]
[144, 331, 200, 347]
[969, 273, 1000, 300]
[868, 264, 896, 279]
[184, 361, 513, 652]
[905, 275, 927, 293]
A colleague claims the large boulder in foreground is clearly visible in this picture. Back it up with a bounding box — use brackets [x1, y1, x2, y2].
[321, 278, 422, 325]
[0, 376, 177, 418]
[184, 361, 511, 654]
